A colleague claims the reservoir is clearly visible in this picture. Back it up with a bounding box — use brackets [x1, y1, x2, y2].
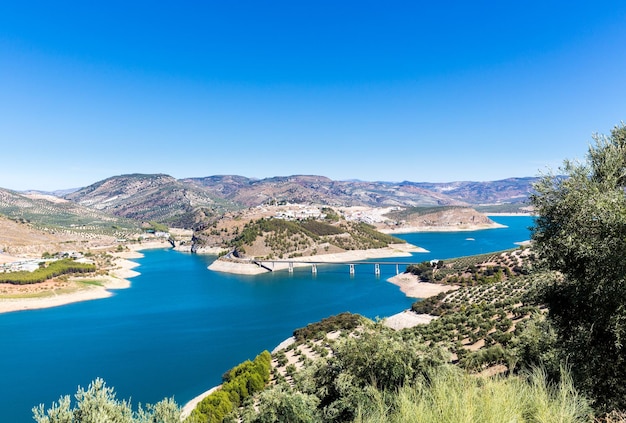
[0, 216, 532, 422]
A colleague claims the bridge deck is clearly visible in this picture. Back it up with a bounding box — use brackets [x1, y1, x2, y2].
[254, 260, 418, 265]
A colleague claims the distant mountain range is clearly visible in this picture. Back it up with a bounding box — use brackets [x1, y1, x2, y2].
[2, 174, 538, 229]
[182, 175, 538, 207]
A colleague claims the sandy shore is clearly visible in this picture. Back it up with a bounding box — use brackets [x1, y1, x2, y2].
[0, 253, 23, 264]
[129, 240, 172, 251]
[387, 272, 459, 299]
[379, 222, 505, 234]
[486, 213, 534, 216]
[381, 273, 460, 330]
[208, 243, 428, 275]
[0, 242, 172, 314]
[0, 255, 141, 314]
[383, 310, 437, 330]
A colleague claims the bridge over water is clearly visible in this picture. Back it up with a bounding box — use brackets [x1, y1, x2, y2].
[252, 259, 419, 275]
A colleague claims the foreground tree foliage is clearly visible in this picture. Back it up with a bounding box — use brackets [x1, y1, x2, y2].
[236, 327, 591, 423]
[531, 123, 626, 411]
[32, 378, 180, 423]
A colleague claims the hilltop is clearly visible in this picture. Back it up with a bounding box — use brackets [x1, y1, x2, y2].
[182, 174, 466, 208]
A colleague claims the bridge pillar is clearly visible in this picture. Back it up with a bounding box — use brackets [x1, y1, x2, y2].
[311, 264, 317, 274]
[396, 264, 399, 275]
[349, 264, 355, 275]
[288, 262, 293, 273]
[374, 263, 380, 275]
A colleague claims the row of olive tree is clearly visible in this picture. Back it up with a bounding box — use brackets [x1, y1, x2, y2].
[0, 259, 96, 285]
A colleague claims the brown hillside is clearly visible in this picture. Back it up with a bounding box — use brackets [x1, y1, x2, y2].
[0, 216, 117, 259]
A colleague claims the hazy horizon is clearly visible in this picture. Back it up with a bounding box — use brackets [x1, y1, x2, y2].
[6, 172, 540, 193]
[2, 1, 625, 190]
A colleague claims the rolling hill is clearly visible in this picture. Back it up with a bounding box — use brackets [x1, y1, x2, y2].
[64, 174, 234, 228]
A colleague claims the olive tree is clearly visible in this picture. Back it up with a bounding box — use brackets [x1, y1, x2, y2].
[32, 378, 180, 423]
[240, 384, 320, 423]
[297, 329, 448, 422]
[530, 123, 626, 411]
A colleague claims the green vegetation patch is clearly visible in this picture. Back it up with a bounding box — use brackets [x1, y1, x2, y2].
[293, 312, 364, 341]
[229, 217, 404, 258]
[475, 203, 531, 214]
[33, 378, 180, 423]
[0, 259, 96, 285]
[408, 274, 550, 372]
[406, 248, 530, 285]
[189, 351, 271, 423]
[231, 218, 315, 249]
[299, 220, 344, 236]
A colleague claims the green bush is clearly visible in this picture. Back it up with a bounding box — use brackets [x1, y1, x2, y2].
[190, 351, 271, 422]
[33, 378, 180, 423]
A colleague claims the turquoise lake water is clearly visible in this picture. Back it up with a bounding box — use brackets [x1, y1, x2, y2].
[0, 216, 533, 422]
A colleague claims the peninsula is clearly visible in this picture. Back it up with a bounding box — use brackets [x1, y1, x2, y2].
[200, 204, 501, 275]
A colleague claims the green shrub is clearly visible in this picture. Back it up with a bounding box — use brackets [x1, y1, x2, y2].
[33, 378, 180, 423]
[191, 351, 271, 422]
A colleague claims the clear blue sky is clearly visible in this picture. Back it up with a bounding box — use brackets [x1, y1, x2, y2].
[1, 1, 626, 191]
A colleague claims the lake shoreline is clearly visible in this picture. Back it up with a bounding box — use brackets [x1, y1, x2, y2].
[180, 270, 457, 416]
[0, 241, 170, 314]
[379, 222, 506, 234]
[387, 272, 459, 298]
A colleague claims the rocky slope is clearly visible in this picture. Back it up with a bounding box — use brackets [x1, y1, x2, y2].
[183, 175, 466, 208]
[59, 174, 535, 229]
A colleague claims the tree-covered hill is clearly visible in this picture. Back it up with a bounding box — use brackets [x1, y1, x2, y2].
[0, 187, 141, 238]
[217, 214, 405, 259]
[64, 173, 234, 228]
